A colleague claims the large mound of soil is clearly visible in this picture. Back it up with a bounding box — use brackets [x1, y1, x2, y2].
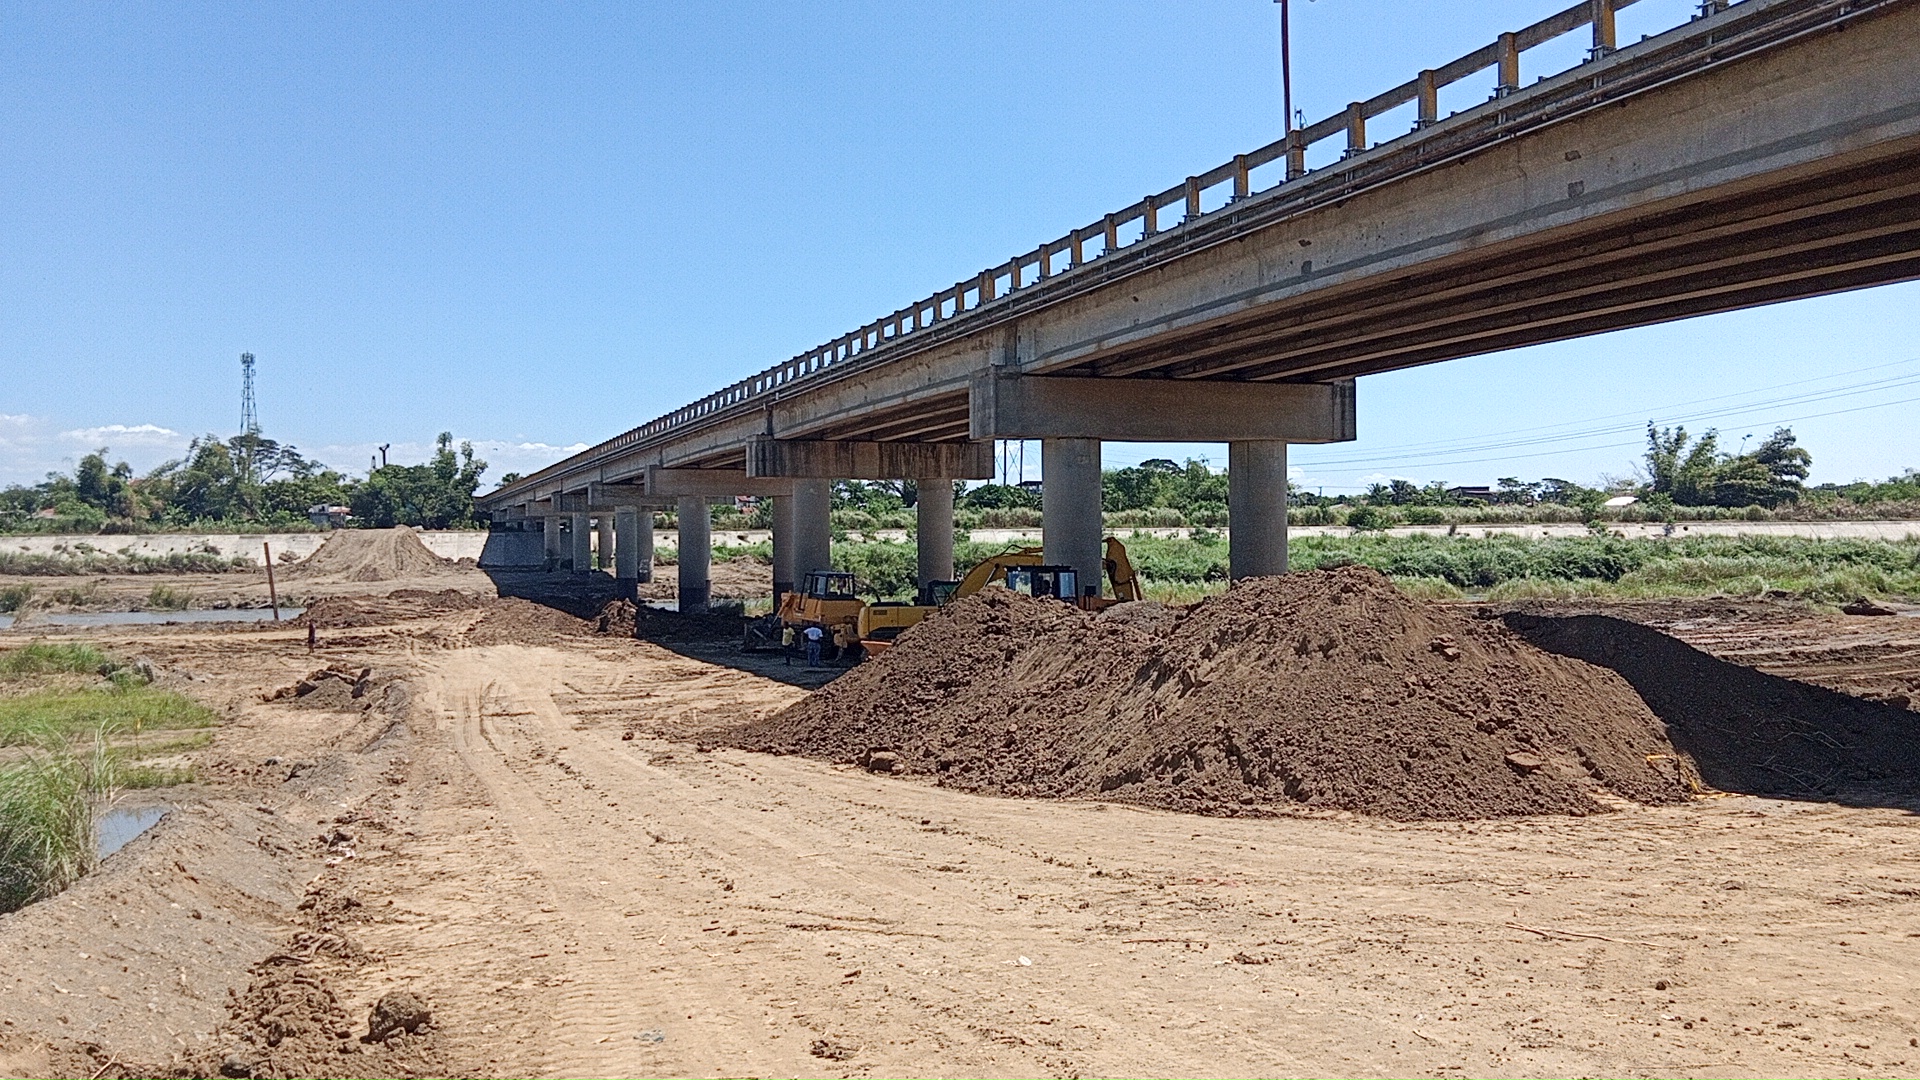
[283, 528, 449, 582]
[298, 589, 484, 628]
[723, 567, 1694, 820]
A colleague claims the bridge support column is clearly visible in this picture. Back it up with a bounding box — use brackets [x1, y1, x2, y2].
[771, 496, 796, 604]
[596, 516, 614, 571]
[790, 480, 834, 581]
[543, 516, 564, 568]
[636, 509, 655, 583]
[1228, 441, 1289, 578]
[613, 508, 640, 599]
[676, 498, 711, 613]
[1041, 438, 1103, 599]
[915, 479, 954, 589]
[569, 512, 591, 575]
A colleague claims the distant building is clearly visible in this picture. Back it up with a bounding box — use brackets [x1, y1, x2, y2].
[1446, 486, 1496, 503]
[308, 504, 352, 529]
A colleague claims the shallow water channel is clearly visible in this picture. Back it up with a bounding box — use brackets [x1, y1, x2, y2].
[0, 608, 303, 631]
[95, 805, 168, 860]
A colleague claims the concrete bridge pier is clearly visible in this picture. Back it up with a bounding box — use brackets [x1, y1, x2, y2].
[915, 479, 954, 588]
[1041, 438, 1104, 599]
[569, 512, 591, 575]
[676, 497, 711, 613]
[612, 508, 641, 599]
[1228, 441, 1289, 579]
[543, 515, 564, 569]
[595, 516, 614, 572]
[790, 480, 834, 583]
[771, 496, 796, 604]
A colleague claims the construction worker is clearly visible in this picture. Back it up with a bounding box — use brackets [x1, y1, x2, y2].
[803, 624, 824, 669]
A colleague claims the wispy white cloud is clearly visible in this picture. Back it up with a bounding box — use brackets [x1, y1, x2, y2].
[58, 423, 188, 448]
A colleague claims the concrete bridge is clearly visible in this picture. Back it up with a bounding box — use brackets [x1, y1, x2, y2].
[479, 0, 1920, 609]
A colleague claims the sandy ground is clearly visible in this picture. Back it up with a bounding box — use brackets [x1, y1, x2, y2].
[2, 593, 1920, 1078]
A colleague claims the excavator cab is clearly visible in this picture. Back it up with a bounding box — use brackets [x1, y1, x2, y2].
[1003, 566, 1082, 603]
[799, 570, 857, 601]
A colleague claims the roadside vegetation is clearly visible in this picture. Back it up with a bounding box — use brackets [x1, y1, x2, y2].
[0, 642, 214, 912]
[0, 429, 489, 534]
[773, 532, 1920, 605]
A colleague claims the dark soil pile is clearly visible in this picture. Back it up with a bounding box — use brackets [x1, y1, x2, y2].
[282, 528, 449, 582]
[1504, 612, 1920, 807]
[595, 598, 748, 642]
[465, 598, 595, 646]
[297, 589, 483, 628]
[723, 567, 1693, 820]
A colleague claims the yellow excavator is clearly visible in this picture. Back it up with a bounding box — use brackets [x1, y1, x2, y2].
[857, 537, 1142, 657]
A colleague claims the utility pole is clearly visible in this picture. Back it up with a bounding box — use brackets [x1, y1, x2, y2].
[1275, 0, 1294, 136]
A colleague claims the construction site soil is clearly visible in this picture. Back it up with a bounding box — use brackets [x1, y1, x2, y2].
[726, 567, 1695, 820]
[277, 529, 453, 584]
[5, 565, 1920, 1078]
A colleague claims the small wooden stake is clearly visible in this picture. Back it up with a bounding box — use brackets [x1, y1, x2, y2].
[263, 541, 280, 621]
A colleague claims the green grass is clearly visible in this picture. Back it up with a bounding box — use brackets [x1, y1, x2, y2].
[1108, 532, 1920, 602]
[0, 550, 250, 576]
[679, 532, 1920, 604]
[0, 644, 214, 912]
[0, 642, 114, 677]
[0, 686, 215, 747]
[0, 733, 116, 912]
[0, 584, 31, 613]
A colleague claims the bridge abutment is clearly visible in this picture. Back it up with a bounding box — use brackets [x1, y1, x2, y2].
[1041, 438, 1104, 598]
[1228, 441, 1290, 578]
[676, 497, 711, 613]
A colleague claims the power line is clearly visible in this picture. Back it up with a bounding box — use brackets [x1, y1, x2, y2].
[1299, 362, 1920, 470]
[1299, 391, 1920, 477]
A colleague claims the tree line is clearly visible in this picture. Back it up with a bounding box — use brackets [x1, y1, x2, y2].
[0, 431, 489, 532]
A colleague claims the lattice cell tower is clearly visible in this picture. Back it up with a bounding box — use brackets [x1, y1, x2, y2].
[240, 352, 260, 435]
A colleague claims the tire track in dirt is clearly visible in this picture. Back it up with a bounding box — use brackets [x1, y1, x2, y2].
[430, 647, 1315, 1077]
[426, 653, 784, 1078]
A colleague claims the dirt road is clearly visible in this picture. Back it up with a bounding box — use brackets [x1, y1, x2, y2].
[5, 605, 1920, 1077]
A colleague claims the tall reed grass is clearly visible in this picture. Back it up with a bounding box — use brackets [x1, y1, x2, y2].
[0, 730, 116, 912]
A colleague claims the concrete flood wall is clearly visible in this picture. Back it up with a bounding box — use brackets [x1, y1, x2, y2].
[2, 531, 490, 566]
[7, 519, 1917, 572]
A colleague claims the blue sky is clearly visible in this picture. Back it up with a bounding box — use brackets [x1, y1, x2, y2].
[3, 0, 1915, 492]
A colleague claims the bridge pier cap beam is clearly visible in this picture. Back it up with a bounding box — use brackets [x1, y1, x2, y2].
[1229, 441, 1290, 579]
[645, 467, 794, 499]
[745, 439, 993, 481]
[970, 373, 1355, 443]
